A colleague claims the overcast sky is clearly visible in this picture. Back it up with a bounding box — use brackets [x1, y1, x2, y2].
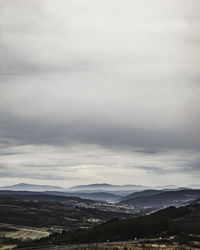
[0, 0, 199, 187]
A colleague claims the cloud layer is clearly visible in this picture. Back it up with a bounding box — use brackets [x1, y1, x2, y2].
[0, 0, 199, 187]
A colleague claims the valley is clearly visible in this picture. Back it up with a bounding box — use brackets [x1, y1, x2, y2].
[0, 183, 199, 249]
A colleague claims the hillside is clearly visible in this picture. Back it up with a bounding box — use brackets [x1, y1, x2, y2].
[0, 191, 95, 206]
[119, 189, 200, 212]
[0, 198, 131, 230]
[47, 191, 122, 203]
[119, 189, 164, 202]
[17, 203, 200, 248]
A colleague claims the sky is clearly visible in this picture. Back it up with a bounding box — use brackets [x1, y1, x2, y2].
[0, 0, 199, 187]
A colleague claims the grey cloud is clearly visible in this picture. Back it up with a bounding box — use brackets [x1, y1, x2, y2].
[136, 161, 200, 176]
[0, 110, 199, 152]
[180, 161, 200, 175]
[0, 152, 25, 156]
[135, 166, 172, 175]
[0, 169, 67, 180]
[0, 162, 75, 181]
[0, 52, 101, 76]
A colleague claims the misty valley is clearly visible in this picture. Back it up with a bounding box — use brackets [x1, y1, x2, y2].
[0, 183, 199, 249]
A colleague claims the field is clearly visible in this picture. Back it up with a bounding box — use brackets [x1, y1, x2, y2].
[0, 223, 49, 240]
[0, 223, 50, 249]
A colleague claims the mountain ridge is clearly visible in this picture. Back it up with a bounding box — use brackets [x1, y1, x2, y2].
[0, 183, 65, 191]
[0, 182, 185, 194]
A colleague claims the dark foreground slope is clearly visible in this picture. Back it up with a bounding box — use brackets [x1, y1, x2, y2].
[17, 239, 200, 250]
[17, 203, 200, 248]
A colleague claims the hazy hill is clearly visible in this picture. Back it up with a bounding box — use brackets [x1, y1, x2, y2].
[70, 183, 149, 191]
[119, 188, 190, 202]
[0, 183, 186, 202]
[0, 183, 182, 195]
[119, 189, 165, 202]
[154, 185, 178, 189]
[0, 183, 151, 196]
[0, 183, 65, 192]
[119, 189, 200, 212]
[68, 183, 151, 195]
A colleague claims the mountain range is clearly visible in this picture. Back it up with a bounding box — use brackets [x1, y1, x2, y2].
[0, 182, 180, 192]
[0, 183, 196, 205]
[0, 183, 65, 192]
[0, 183, 181, 202]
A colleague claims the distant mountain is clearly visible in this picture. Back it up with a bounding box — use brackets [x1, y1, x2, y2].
[1, 183, 147, 193]
[71, 183, 113, 189]
[70, 183, 148, 190]
[68, 183, 185, 196]
[154, 185, 178, 189]
[119, 189, 200, 212]
[0, 182, 185, 196]
[0, 183, 65, 192]
[69, 183, 149, 195]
